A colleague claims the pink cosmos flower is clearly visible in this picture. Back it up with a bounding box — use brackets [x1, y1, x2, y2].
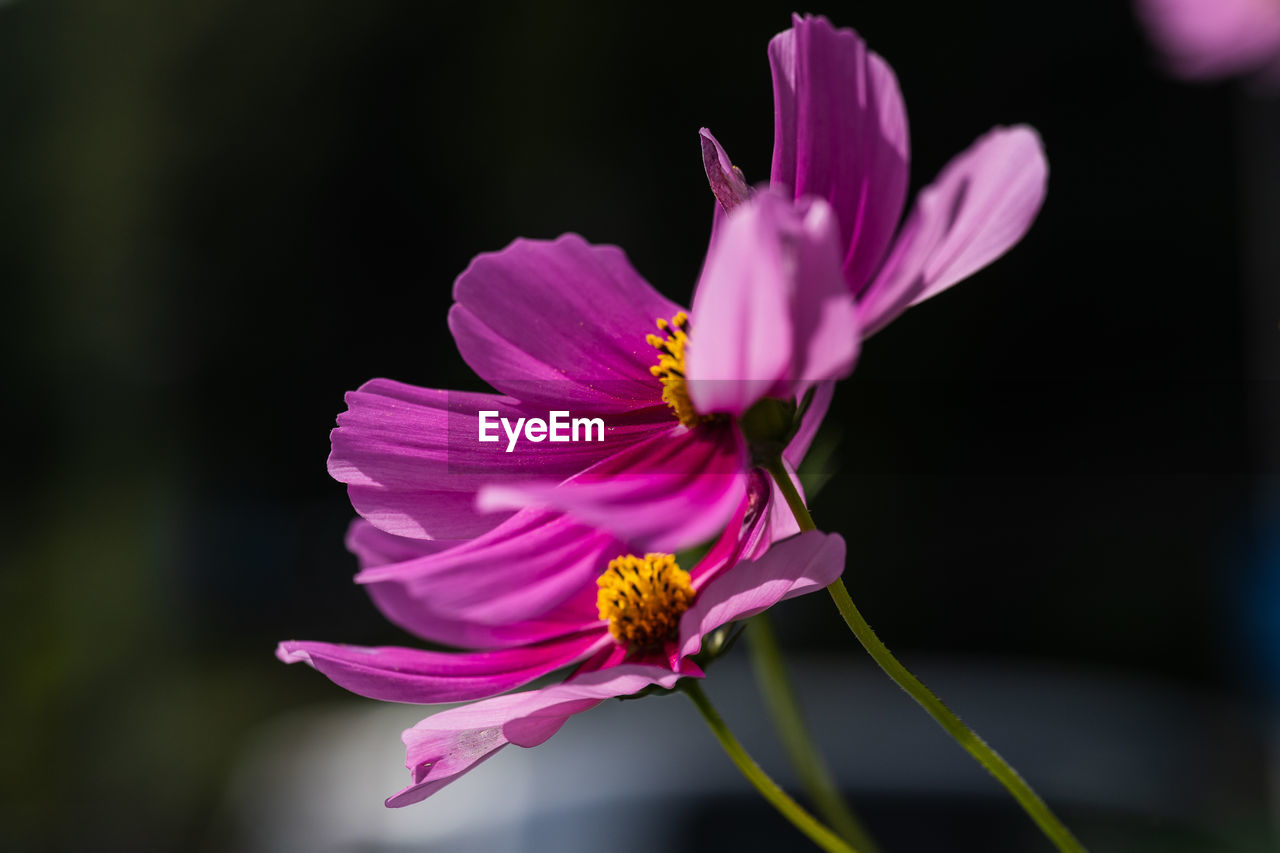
[701, 14, 1049, 339]
[1136, 0, 1280, 82]
[279, 522, 847, 806]
[329, 188, 857, 554]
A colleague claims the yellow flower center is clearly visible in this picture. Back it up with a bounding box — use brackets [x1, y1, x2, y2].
[647, 312, 714, 429]
[596, 553, 695, 648]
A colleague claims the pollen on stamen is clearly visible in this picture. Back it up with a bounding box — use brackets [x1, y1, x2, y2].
[647, 312, 715, 428]
[596, 553, 694, 649]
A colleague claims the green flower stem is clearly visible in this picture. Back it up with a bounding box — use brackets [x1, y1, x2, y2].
[681, 679, 858, 853]
[763, 456, 1087, 853]
[765, 455, 818, 532]
[748, 613, 883, 853]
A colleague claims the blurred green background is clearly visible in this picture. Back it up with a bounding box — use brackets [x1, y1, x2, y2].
[2, 1, 1275, 850]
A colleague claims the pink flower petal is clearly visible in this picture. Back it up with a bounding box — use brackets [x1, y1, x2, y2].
[700, 127, 752, 214]
[387, 665, 685, 807]
[686, 195, 794, 415]
[686, 192, 858, 416]
[770, 14, 910, 293]
[347, 520, 591, 647]
[344, 518, 461, 567]
[759, 460, 805, 555]
[363, 579, 600, 649]
[346, 521, 602, 647]
[275, 632, 607, 704]
[356, 508, 623, 626]
[344, 488, 507, 541]
[329, 378, 667, 539]
[680, 466, 803, 595]
[785, 199, 862, 392]
[679, 531, 846, 659]
[859, 125, 1048, 336]
[478, 423, 748, 553]
[784, 379, 834, 468]
[450, 234, 684, 411]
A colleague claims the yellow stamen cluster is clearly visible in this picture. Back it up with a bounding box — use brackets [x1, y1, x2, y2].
[596, 553, 695, 648]
[646, 312, 712, 429]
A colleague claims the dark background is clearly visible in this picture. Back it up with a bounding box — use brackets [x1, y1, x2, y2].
[2, 1, 1276, 850]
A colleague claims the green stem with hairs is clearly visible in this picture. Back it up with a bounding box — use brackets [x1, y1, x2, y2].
[763, 455, 1087, 853]
[747, 613, 882, 852]
[681, 679, 858, 853]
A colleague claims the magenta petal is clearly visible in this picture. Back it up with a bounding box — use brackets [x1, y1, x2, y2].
[348, 520, 592, 648]
[450, 234, 684, 411]
[387, 664, 685, 807]
[700, 127, 752, 214]
[760, 461, 804, 554]
[686, 491, 754, 590]
[859, 126, 1048, 337]
[782, 199, 861, 392]
[679, 531, 845, 659]
[275, 632, 605, 704]
[784, 379, 834, 468]
[357, 508, 623, 626]
[478, 424, 748, 553]
[345, 518, 461, 568]
[364, 579, 599, 649]
[329, 378, 665, 539]
[770, 14, 910, 293]
[687, 192, 858, 416]
[349, 519, 601, 647]
[345, 488, 507, 540]
[686, 195, 794, 415]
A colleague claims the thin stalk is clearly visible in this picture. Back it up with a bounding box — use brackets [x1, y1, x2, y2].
[764, 456, 1087, 853]
[681, 679, 858, 853]
[748, 613, 882, 853]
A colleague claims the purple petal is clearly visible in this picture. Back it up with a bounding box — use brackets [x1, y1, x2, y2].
[478, 424, 748, 553]
[678, 468, 800, 594]
[329, 378, 666, 539]
[348, 520, 598, 648]
[679, 531, 845, 658]
[275, 632, 607, 704]
[357, 508, 624, 626]
[363, 579, 599, 649]
[700, 127, 753, 214]
[686, 490, 755, 591]
[387, 665, 685, 807]
[770, 14, 910, 293]
[346, 488, 506, 541]
[686, 195, 794, 414]
[759, 461, 804, 554]
[686, 192, 858, 416]
[347, 521, 602, 647]
[345, 518, 461, 568]
[783, 199, 861, 392]
[450, 234, 684, 411]
[784, 379, 834, 467]
[859, 126, 1048, 337]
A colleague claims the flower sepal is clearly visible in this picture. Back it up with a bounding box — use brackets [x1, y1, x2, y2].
[740, 395, 800, 464]
[691, 621, 746, 667]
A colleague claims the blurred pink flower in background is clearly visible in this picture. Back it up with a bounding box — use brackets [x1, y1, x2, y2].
[1137, 0, 1280, 81]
